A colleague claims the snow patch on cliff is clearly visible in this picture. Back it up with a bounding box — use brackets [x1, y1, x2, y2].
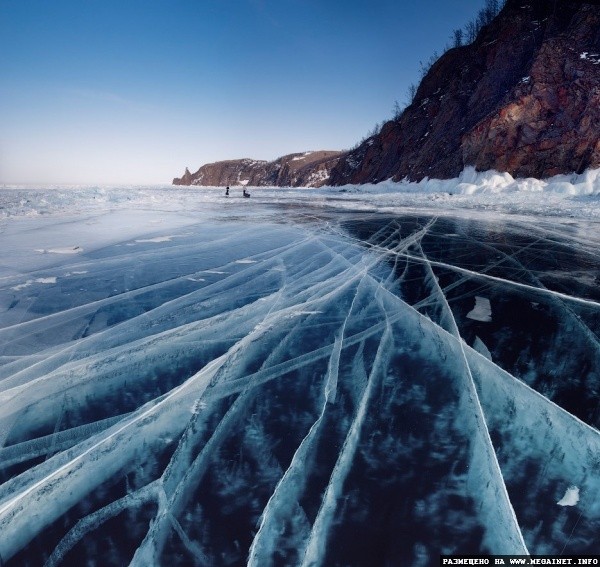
[306, 168, 329, 187]
[291, 152, 314, 161]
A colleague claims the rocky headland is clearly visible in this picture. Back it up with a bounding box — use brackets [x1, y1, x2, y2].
[173, 151, 343, 187]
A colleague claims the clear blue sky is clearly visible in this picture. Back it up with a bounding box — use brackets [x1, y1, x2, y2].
[1, 0, 488, 184]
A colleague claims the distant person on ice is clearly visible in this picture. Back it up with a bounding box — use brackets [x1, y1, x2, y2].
[243, 188, 250, 198]
[225, 186, 229, 196]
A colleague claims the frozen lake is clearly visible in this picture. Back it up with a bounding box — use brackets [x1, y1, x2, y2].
[0, 186, 599, 565]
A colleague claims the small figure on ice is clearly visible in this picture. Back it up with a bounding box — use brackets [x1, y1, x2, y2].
[225, 186, 230, 196]
[243, 189, 251, 198]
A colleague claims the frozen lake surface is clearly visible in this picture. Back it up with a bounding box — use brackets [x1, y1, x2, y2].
[0, 185, 599, 565]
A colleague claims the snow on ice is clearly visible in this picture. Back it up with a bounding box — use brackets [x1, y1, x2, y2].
[557, 486, 580, 507]
[467, 296, 492, 322]
[0, 170, 599, 565]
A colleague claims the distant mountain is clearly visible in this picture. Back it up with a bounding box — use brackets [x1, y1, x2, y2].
[174, 0, 599, 187]
[173, 151, 343, 187]
[330, 0, 600, 184]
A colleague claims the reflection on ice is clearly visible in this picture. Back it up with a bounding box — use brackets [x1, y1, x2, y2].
[0, 197, 598, 565]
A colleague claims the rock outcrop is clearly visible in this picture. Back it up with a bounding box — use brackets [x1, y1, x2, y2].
[173, 151, 344, 187]
[329, 0, 600, 184]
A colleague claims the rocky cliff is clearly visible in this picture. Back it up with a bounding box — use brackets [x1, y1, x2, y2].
[329, 0, 600, 184]
[173, 151, 344, 187]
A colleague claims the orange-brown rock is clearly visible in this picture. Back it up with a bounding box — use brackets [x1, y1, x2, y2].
[329, 0, 600, 184]
[173, 151, 344, 187]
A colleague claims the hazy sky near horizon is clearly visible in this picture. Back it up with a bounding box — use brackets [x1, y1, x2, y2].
[1, 0, 487, 185]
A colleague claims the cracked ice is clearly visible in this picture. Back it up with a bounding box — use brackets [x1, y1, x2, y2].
[0, 192, 599, 566]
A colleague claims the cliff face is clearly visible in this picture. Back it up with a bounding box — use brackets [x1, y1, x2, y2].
[173, 151, 344, 187]
[329, 0, 600, 184]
